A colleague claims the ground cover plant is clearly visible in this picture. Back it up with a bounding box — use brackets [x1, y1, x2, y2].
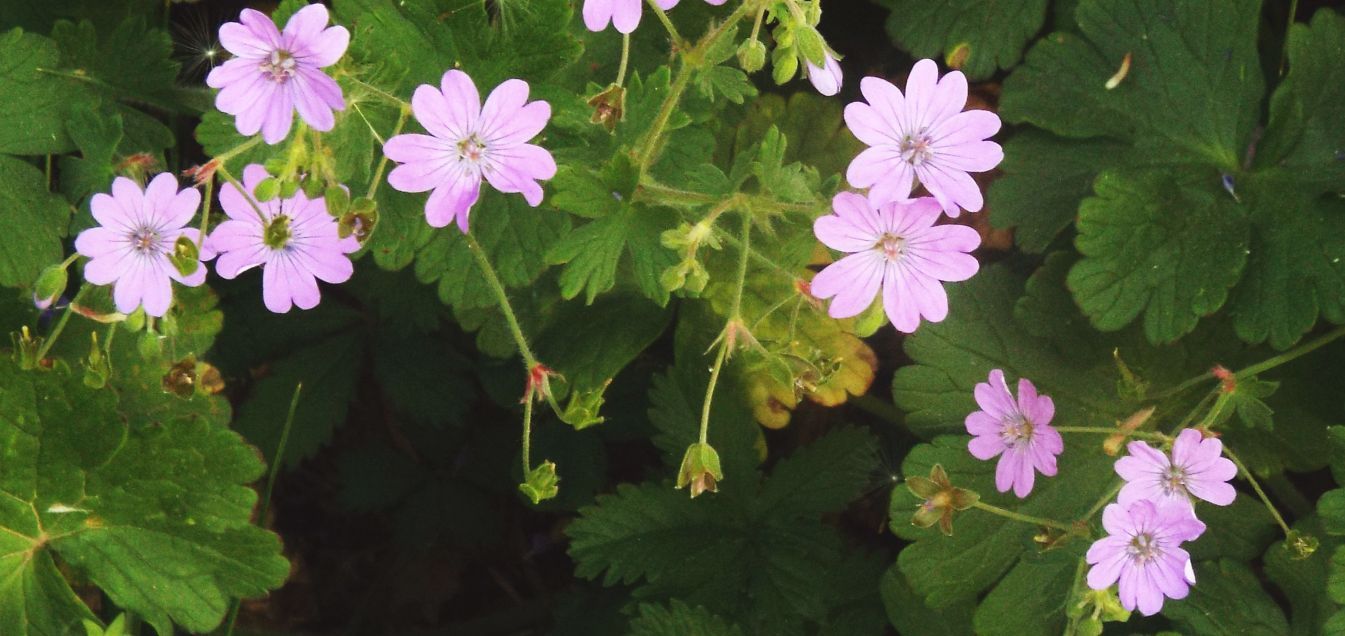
[0, 0, 1343, 633]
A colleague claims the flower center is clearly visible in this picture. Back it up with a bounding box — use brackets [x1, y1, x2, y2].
[876, 233, 906, 262]
[1126, 532, 1160, 564]
[263, 215, 292, 250]
[458, 134, 487, 163]
[1161, 465, 1188, 496]
[129, 227, 160, 254]
[1000, 414, 1034, 448]
[899, 131, 935, 166]
[260, 50, 298, 83]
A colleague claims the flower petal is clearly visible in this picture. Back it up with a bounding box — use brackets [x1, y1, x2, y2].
[424, 168, 482, 231]
[967, 434, 1004, 461]
[810, 251, 883, 319]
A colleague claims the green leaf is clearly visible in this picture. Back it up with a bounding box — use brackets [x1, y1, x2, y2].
[339, 0, 581, 93]
[892, 266, 1124, 439]
[535, 295, 672, 394]
[1001, 0, 1263, 169]
[696, 65, 758, 105]
[50, 18, 184, 115]
[0, 27, 98, 155]
[411, 192, 571, 311]
[1255, 10, 1345, 193]
[58, 107, 123, 204]
[752, 426, 876, 519]
[1000, 1, 1345, 348]
[0, 359, 288, 635]
[987, 131, 1124, 253]
[876, 0, 1050, 80]
[629, 600, 745, 636]
[0, 155, 68, 289]
[1266, 518, 1342, 636]
[1067, 170, 1249, 344]
[546, 202, 676, 306]
[1162, 560, 1290, 634]
[1228, 185, 1345, 350]
[752, 126, 818, 204]
[879, 565, 973, 636]
[567, 431, 876, 632]
[233, 329, 364, 469]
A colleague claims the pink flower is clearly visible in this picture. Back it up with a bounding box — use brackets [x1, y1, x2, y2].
[1116, 428, 1238, 509]
[74, 174, 208, 317]
[582, 0, 725, 34]
[383, 70, 556, 232]
[844, 59, 1003, 216]
[207, 164, 359, 313]
[811, 192, 979, 333]
[1086, 499, 1206, 616]
[207, 4, 349, 144]
[964, 369, 1063, 498]
[806, 52, 843, 97]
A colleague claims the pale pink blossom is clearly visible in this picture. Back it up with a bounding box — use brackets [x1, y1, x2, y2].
[844, 59, 1003, 216]
[75, 174, 208, 317]
[583, 0, 726, 34]
[207, 4, 349, 144]
[1086, 499, 1206, 616]
[965, 369, 1063, 498]
[811, 192, 979, 333]
[1116, 428, 1238, 509]
[806, 52, 843, 97]
[383, 70, 556, 232]
[207, 164, 358, 313]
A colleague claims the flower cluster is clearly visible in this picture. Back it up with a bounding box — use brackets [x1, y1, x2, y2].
[811, 59, 1001, 333]
[1086, 429, 1237, 615]
[956, 367, 1239, 617]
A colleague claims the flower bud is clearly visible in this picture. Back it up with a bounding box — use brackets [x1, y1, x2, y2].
[301, 175, 324, 199]
[254, 177, 281, 202]
[325, 185, 351, 217]
[83, 332, 111, 389]
[772, 47, 799, 85]
[676, 442, 723, 497]
[737, 39, 767, 73]
[519, 460, 560, 504]
[169, 236, 201, 278]
[683, 261, 710, 295]
[279, 179, 301, 199]
[33, 263, 68, 311]
[660, 262, 688, 292]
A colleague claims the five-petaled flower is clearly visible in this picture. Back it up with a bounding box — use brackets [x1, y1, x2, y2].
[907, 464, 979, 536]
[383, 70, 557, 232]
[75, 174, 209, 317]
[1115, 428, 1238, 509]
[1086, 499, 1205, 616]
[965, 369, 1063, 498]
[207, 164, 359, 313]
[582, 0, 726, 34]
[811, 192, 980, 333]
[208, 4, 350, 144]
[844, 59, 1003, 216]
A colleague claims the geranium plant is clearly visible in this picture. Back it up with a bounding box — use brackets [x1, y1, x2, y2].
[0, 0, 1342, 633]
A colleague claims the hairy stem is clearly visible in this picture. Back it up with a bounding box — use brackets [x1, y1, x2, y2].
[972, 501, 1084, 536]
[616, 33, 632, 87]
[522, 386, 534, 473]
[215, 165, 270, 224]
[34, 285, 90, 362]
[1148, 325, 1345, 401]
[366, 105, 410, 201]
[645, 0, 685, 48]
[1053, 426, 1169, 442]
[1225, 447, 1292, 536]
[197, 178, 214, 249]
